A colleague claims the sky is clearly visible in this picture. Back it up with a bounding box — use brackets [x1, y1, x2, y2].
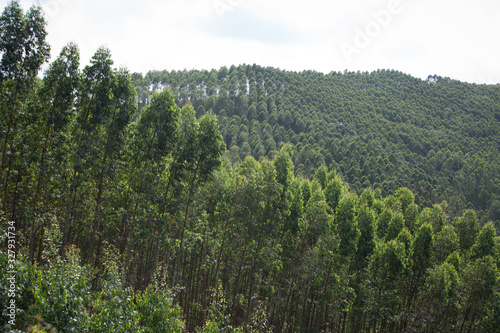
[5, 0, 500, 84]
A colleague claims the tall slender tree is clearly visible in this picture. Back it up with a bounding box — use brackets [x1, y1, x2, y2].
[30, 42, 80, 260]
[0, 0, 50, 214]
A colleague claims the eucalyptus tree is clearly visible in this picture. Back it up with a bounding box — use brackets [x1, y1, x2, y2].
[159, 103, 199, 219]
[121, 88, 180, 289]
[376, 208, 392, 240]
[352, 204, 376, 271]
[336, 193, 359, 260]
[64, 46, 136, 275]
[470, 222, 497, 260]
[385, 212, 405, 242]
[274, 145, 294, 236]
[403, 223, 434, 318]
[30, 42, 80, 261]
[459, 256, 499, 332]
[433, 224, 459, 264]
[0, 0, 50, 215]
[367, 240, 409, 331]
[456, 209, 480, 253]
[324, 172, 344, 213]
[173, 111, 225, 286]
[417, 261, 461, 331]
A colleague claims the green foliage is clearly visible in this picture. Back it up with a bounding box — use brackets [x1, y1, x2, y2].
[196, 113, 226, 181]
[434, 224, 459, 263]
[336, 193, 359, 258]
[134, 66, 500, 224]
[314, 165, 328, 189]
[471, 222, 497, 259]
[1, 4, 500, 332]
[445, 251, 461, 273]
[301, 186, 332, 247]
[403, 203, 419, 234]
[370, 239, 409, 289]
[0, 246, 38, 331]
[385, 212, 405, 242]
[412, 223, 434, 274]
[274, 145, 294, 189]
[396, 187, 415, 214]
[0, 1, 50, 82]
[30, 235, 90, 332]
[376, 208, 392, 240]
[325, 172, 344, 213]
[0, 237, 184, 332]
[421, 262, 461, 330]
[133, 88, 180, 161]
[86, 259, 140, 332]
[396, 228, 412, 254]
[359, 188, 375, 209]
[460, 256, 499, 332]
[456, 209, 480, 252]
[419, 205, 446, 233]
[353, 205, 376, 270]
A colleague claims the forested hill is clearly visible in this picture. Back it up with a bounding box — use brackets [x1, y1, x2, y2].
[132, 66, 500, 222]
[2, 1, 500, 332]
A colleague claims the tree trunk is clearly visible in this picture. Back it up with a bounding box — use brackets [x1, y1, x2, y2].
[0, 79, 21, 192]
[173, 159, 200, 286]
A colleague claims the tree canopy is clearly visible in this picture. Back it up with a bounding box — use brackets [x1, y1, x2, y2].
[1, 2, 499, 332]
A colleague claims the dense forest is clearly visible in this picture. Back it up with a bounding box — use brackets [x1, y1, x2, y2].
[1, 1, 499, 332]
[131, 63, 500, 223]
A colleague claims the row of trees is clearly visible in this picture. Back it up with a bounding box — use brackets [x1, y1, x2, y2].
[0, 1, 499, 332]
[0, 1, 223, 331]
[159, 154, 500, 332]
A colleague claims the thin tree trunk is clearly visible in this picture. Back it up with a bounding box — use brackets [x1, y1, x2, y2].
[173, 159, 200, 286]
[230, 243, 247, 320]
[90, 167, 106, 267]
[207, 190, 238, 308]
[60, 111, 90, 258]
[2, 150, 14, 214]
[0, 79, 21, 189]
[244, 271, 256, 330]
[61, 169, 79, 258]
[459, 290, 475, 333]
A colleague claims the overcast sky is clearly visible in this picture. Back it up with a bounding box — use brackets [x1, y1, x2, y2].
[6, 0, 500, 84]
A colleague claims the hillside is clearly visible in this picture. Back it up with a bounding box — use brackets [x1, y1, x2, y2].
[1, 2, 500, 332]
[132, 66, 500, 223]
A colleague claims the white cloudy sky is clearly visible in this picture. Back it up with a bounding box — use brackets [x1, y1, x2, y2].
[6, 0, 500, 83]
